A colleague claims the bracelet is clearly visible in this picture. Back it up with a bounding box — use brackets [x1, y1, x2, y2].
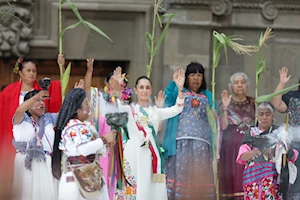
[101, 136, 107, 145]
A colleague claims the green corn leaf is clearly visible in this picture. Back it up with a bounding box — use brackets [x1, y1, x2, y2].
[60, 21, 81, 37]
[255, 84, 300, 103]
[213, 31, 226, 44]
[83, 20, 113, 42]
[61, 0, 66, 4]
[152, 13, 176, 56]
[61, 62, 72, 99]
[65, 0, 90, 34]
[206, 104, 217, 136]
[257, 59, 265, 81]
[145, 32, 152, 53]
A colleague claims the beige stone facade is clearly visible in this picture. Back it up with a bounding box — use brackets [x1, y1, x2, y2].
[1, 0, 300, 121]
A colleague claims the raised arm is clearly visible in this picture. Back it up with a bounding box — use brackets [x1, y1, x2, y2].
[157, 67, 185, 120]
[14, 90, 49, 124]
[84, 58, 94, 99]
[270, 67, 290, 113]
[218, 90, 232, 130]
[164, 67, 184, 107]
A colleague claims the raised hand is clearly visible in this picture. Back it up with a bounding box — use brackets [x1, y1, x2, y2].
[110, 77, 122, 93]
[34, 90, 50, 101]
[74, 79, 84, 89]
[279, 66, 291, 85]
[57, 54, 65, 66]
[154, 90, 166, 108]
[221, 90, 232, 110]
[112, 66, 124, 85]
[173, 67, 185, 90]
[86, 58, 94, 72]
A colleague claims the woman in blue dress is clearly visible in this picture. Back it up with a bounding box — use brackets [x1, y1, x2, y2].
[163, 62, 216, 199]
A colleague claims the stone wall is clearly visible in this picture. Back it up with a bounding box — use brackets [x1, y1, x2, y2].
[1, 0, 300, 123]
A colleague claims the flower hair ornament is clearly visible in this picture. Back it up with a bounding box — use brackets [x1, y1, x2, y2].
[13, 57, 24, 74]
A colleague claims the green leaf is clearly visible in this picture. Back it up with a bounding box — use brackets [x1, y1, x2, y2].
[60, 21, 81, 37]
[206, 104, 217, 136]
[61, 62, 72, 99]
[255, 84, 300, 103]
[145, 32, 152, 53]
[152, 13, 176, 56]
[213, 31, 226, 45]
[257, 59, 265, 81]
[61, 0, 67, 4]
[83, 20, 113, 42]
[65, 0, 90, 33]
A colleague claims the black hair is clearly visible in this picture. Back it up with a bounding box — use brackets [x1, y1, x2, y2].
[184, 62, 207, 92]
[135, 76, 152, 88]
[52, 88, 86, 179]
[24, 90, 41, 116]
[19, 59, 36, 71]
[105, 72, 114, 84]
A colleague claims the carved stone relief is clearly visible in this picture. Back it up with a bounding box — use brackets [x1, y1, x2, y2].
[0, 0, 34, 57]
[165, 0, 300, 21]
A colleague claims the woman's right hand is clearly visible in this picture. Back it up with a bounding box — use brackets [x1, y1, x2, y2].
[34, 90, 50, 101]
[173, 67, 185, 90]
[251, 149, 261, 159]
[103, 129, 117, 144]
[221, 90, 231, 110]
[279, 66, 291, 85]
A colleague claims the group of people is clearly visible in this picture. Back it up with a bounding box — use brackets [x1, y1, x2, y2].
[0, 55, 300, 200]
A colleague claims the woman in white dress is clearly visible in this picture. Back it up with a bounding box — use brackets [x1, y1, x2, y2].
[12, 90, 58, 200]
[113, 68, 185, 200]
[52, 88, 117, 200]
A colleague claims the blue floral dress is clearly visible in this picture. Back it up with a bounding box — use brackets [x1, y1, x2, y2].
[166, 91, 215, 200]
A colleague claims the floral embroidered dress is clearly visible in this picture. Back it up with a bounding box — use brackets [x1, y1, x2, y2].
[114, 97, 184, 200]
[165, 90, 215, 200]
[282, 90, 300, 200]
[218, 97, 256, 199]
[236, 126, 298, 200]
[58, 119, 109, 200]
[12, 113, 58, 200]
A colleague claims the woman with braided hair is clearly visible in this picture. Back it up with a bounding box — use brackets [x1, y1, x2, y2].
[52, 88, 116, 200]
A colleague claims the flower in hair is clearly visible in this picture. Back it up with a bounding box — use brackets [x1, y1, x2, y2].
[13, 57, 24, 74]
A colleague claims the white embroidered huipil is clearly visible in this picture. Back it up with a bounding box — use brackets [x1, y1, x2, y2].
[58, 119, 109, 200]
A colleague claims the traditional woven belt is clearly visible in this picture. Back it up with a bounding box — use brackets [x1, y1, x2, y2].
[16, 150, 52, 155]
[67, 154, 95, 165]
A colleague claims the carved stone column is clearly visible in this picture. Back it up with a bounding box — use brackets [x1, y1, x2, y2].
[0, 0, 34, 57]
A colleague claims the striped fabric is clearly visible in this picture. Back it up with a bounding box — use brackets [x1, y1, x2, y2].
[243, 162, 277, 185]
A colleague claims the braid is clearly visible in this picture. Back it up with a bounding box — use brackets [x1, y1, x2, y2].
[52, 88, 86, 179]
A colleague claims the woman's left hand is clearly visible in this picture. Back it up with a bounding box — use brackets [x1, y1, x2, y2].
[174, 67, 185, 90]
[154, 90, 166, 108]
[74, 79, 84, 89]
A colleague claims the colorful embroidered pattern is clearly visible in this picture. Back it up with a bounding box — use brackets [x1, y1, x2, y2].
[114, 159, 137, 200]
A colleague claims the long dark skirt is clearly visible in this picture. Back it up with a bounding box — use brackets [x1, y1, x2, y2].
[165, 139, 215, 200]
[218, 125, 245, 200]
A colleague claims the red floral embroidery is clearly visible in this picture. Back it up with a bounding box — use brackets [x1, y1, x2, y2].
[70, 131, 76, 137]
[81, 129, 88, 135]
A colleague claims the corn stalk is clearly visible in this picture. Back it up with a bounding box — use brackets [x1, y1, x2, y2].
[254, 28, 273, 122]
[145, 0, 178, 78]
[211, 31, 258, 200]
[59, 0, 112, 98]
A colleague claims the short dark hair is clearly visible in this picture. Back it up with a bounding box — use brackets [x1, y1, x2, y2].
[135, 76, 152, 88]
[184, 62, 207, 92]
[24, 90, 41, 116]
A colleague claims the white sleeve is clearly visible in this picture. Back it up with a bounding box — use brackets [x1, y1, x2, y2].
[77, 138, 104, 156]
[157, 97, 184, 121]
